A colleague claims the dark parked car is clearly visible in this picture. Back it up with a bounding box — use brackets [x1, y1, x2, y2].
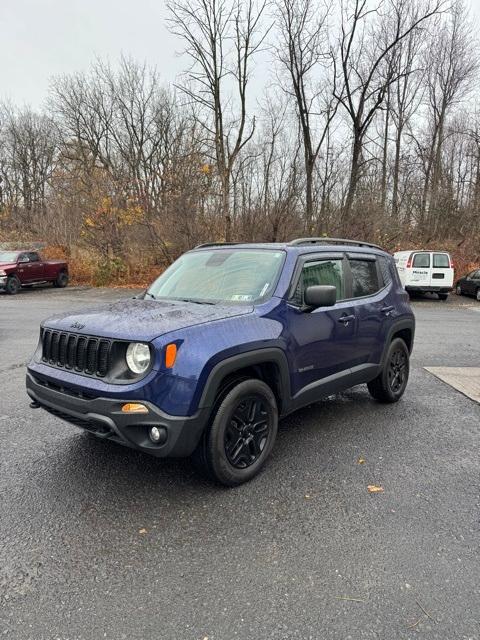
[26, 238, 415, 486]
[455, 269, 480, 301]
[0, 250, 69, 294]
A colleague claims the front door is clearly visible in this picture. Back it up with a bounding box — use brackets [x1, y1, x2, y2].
[286, 255, 357, 397]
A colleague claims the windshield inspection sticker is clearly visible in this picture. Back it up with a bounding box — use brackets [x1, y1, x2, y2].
[231, 294, 254, 301]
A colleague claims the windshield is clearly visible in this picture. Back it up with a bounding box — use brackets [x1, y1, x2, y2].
[147, 249, 285, 304]
[0, 251, 19, 262]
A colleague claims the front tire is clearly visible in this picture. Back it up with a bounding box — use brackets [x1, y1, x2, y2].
[192, 379, 278, 486]
[54, 271, 69, 288]
[476, 289, 480, 302]
[367, 338, 410, 403]
[456, 284, 462, 296]
[5, 275, 20, 295]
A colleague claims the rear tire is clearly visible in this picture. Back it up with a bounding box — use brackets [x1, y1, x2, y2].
[5, 275, 20, 295]
[54, 271, 69, 288]
[367, 338, 410, 403]
[192, 378, 278, 486]
[438, 293, 448, 301]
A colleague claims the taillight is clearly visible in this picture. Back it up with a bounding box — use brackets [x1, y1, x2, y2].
[406, 253, 413, 268]
[450, 259, 454, 269]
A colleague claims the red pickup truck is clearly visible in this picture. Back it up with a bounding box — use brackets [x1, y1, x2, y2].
[0, 250, 69, 294]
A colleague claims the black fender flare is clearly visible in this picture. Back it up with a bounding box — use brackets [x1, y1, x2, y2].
[380, 318, 415, 367]
[197, 347, 292, 413]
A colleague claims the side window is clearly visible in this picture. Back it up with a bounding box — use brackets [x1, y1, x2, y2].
[18, 253, 29, 263]
[28, 252, 40, 262]
[433, 253, 450, 268]
[378, 256, 392, 287]
[292, 259, 345, 306]
[349, 259, 379, 298]
[412, 253, 430, 268]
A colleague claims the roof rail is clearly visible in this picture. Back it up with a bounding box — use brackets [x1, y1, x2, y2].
[288, 237, 384, 251]
[194, 242, 244, 249]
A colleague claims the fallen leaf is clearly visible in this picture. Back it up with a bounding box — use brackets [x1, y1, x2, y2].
[358, 456, 366, 464]
[304, 494, 312, 499]
[138, 528, 147, 534]
[367, 485, 384, 493]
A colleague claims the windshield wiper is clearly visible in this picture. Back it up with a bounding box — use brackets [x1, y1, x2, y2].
[178, 298, 217, 305]
[144, 291, 156, 300]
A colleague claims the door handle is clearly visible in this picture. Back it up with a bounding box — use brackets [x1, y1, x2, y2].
[338, 314, 355, 325]
[381, 305, 394, 315]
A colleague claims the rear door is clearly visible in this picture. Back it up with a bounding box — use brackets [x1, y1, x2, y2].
[409, 252, 431, 288]
[430, 252, 453, 288]
[346, 253, 395, 369]
[26, 252, 45, 281]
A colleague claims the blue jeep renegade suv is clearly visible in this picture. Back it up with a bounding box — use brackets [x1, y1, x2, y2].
[26, 238, 415, 485]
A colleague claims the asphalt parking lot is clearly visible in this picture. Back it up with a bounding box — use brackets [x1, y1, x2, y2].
[1, 287, 479, 639]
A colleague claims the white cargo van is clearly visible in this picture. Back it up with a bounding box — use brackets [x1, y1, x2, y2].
[393, 250, 454, 300]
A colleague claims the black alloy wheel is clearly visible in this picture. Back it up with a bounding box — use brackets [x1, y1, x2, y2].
[224, 395, 271, 469]
[367, 337, 410, 403]
[387, 347, 408, 394]
[192, 378, 278, 486]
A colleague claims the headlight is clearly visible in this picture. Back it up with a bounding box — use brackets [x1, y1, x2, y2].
[0, 270, 6, 276]
[126, 342, 151, 374]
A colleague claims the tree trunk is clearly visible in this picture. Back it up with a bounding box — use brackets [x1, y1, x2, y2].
[344, 131, 362, 224]
[392, 121, 403, 219]
[305, 159, 314, 235]
[222, 172, 231, 242]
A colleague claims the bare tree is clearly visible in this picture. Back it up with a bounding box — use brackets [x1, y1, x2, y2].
[422, 1, 478, 228]
[275, 0, 338, 233]
[168, 0, 267, 241]
[336, 0, 442, 222]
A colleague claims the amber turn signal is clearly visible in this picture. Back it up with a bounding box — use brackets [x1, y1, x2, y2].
[165, 343, 177, 369]
[121, 403, 149, 414]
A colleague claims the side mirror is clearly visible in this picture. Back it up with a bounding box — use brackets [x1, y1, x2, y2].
[304, 285, 337, 309]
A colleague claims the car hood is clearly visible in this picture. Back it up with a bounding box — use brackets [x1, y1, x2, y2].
[42, 298, 254, 342]
[0, 262, 16, 270]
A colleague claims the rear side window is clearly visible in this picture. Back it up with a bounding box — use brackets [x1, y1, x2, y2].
[412, 253, 430, 268]
[349, 259, 379, 297]
[433, 253, 450, 268]
[292, 259, 345, 305]
[28, 252, 40, 262]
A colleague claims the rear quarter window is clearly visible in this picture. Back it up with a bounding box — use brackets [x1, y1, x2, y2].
[378, 256, 392, 287]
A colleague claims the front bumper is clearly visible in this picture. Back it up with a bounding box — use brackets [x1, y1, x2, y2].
[26, 371, 209, 457]
[0, 276, 7, 289]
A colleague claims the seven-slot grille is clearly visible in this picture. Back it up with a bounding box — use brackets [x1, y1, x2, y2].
[41, 329, 112, 377]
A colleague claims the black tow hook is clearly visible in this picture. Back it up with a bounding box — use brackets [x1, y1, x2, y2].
[29, 400, 41, 409]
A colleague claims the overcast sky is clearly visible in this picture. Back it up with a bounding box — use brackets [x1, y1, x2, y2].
[1, 0, 479, 109]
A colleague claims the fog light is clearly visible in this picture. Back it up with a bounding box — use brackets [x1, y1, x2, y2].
[149, 426, 162, 443]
